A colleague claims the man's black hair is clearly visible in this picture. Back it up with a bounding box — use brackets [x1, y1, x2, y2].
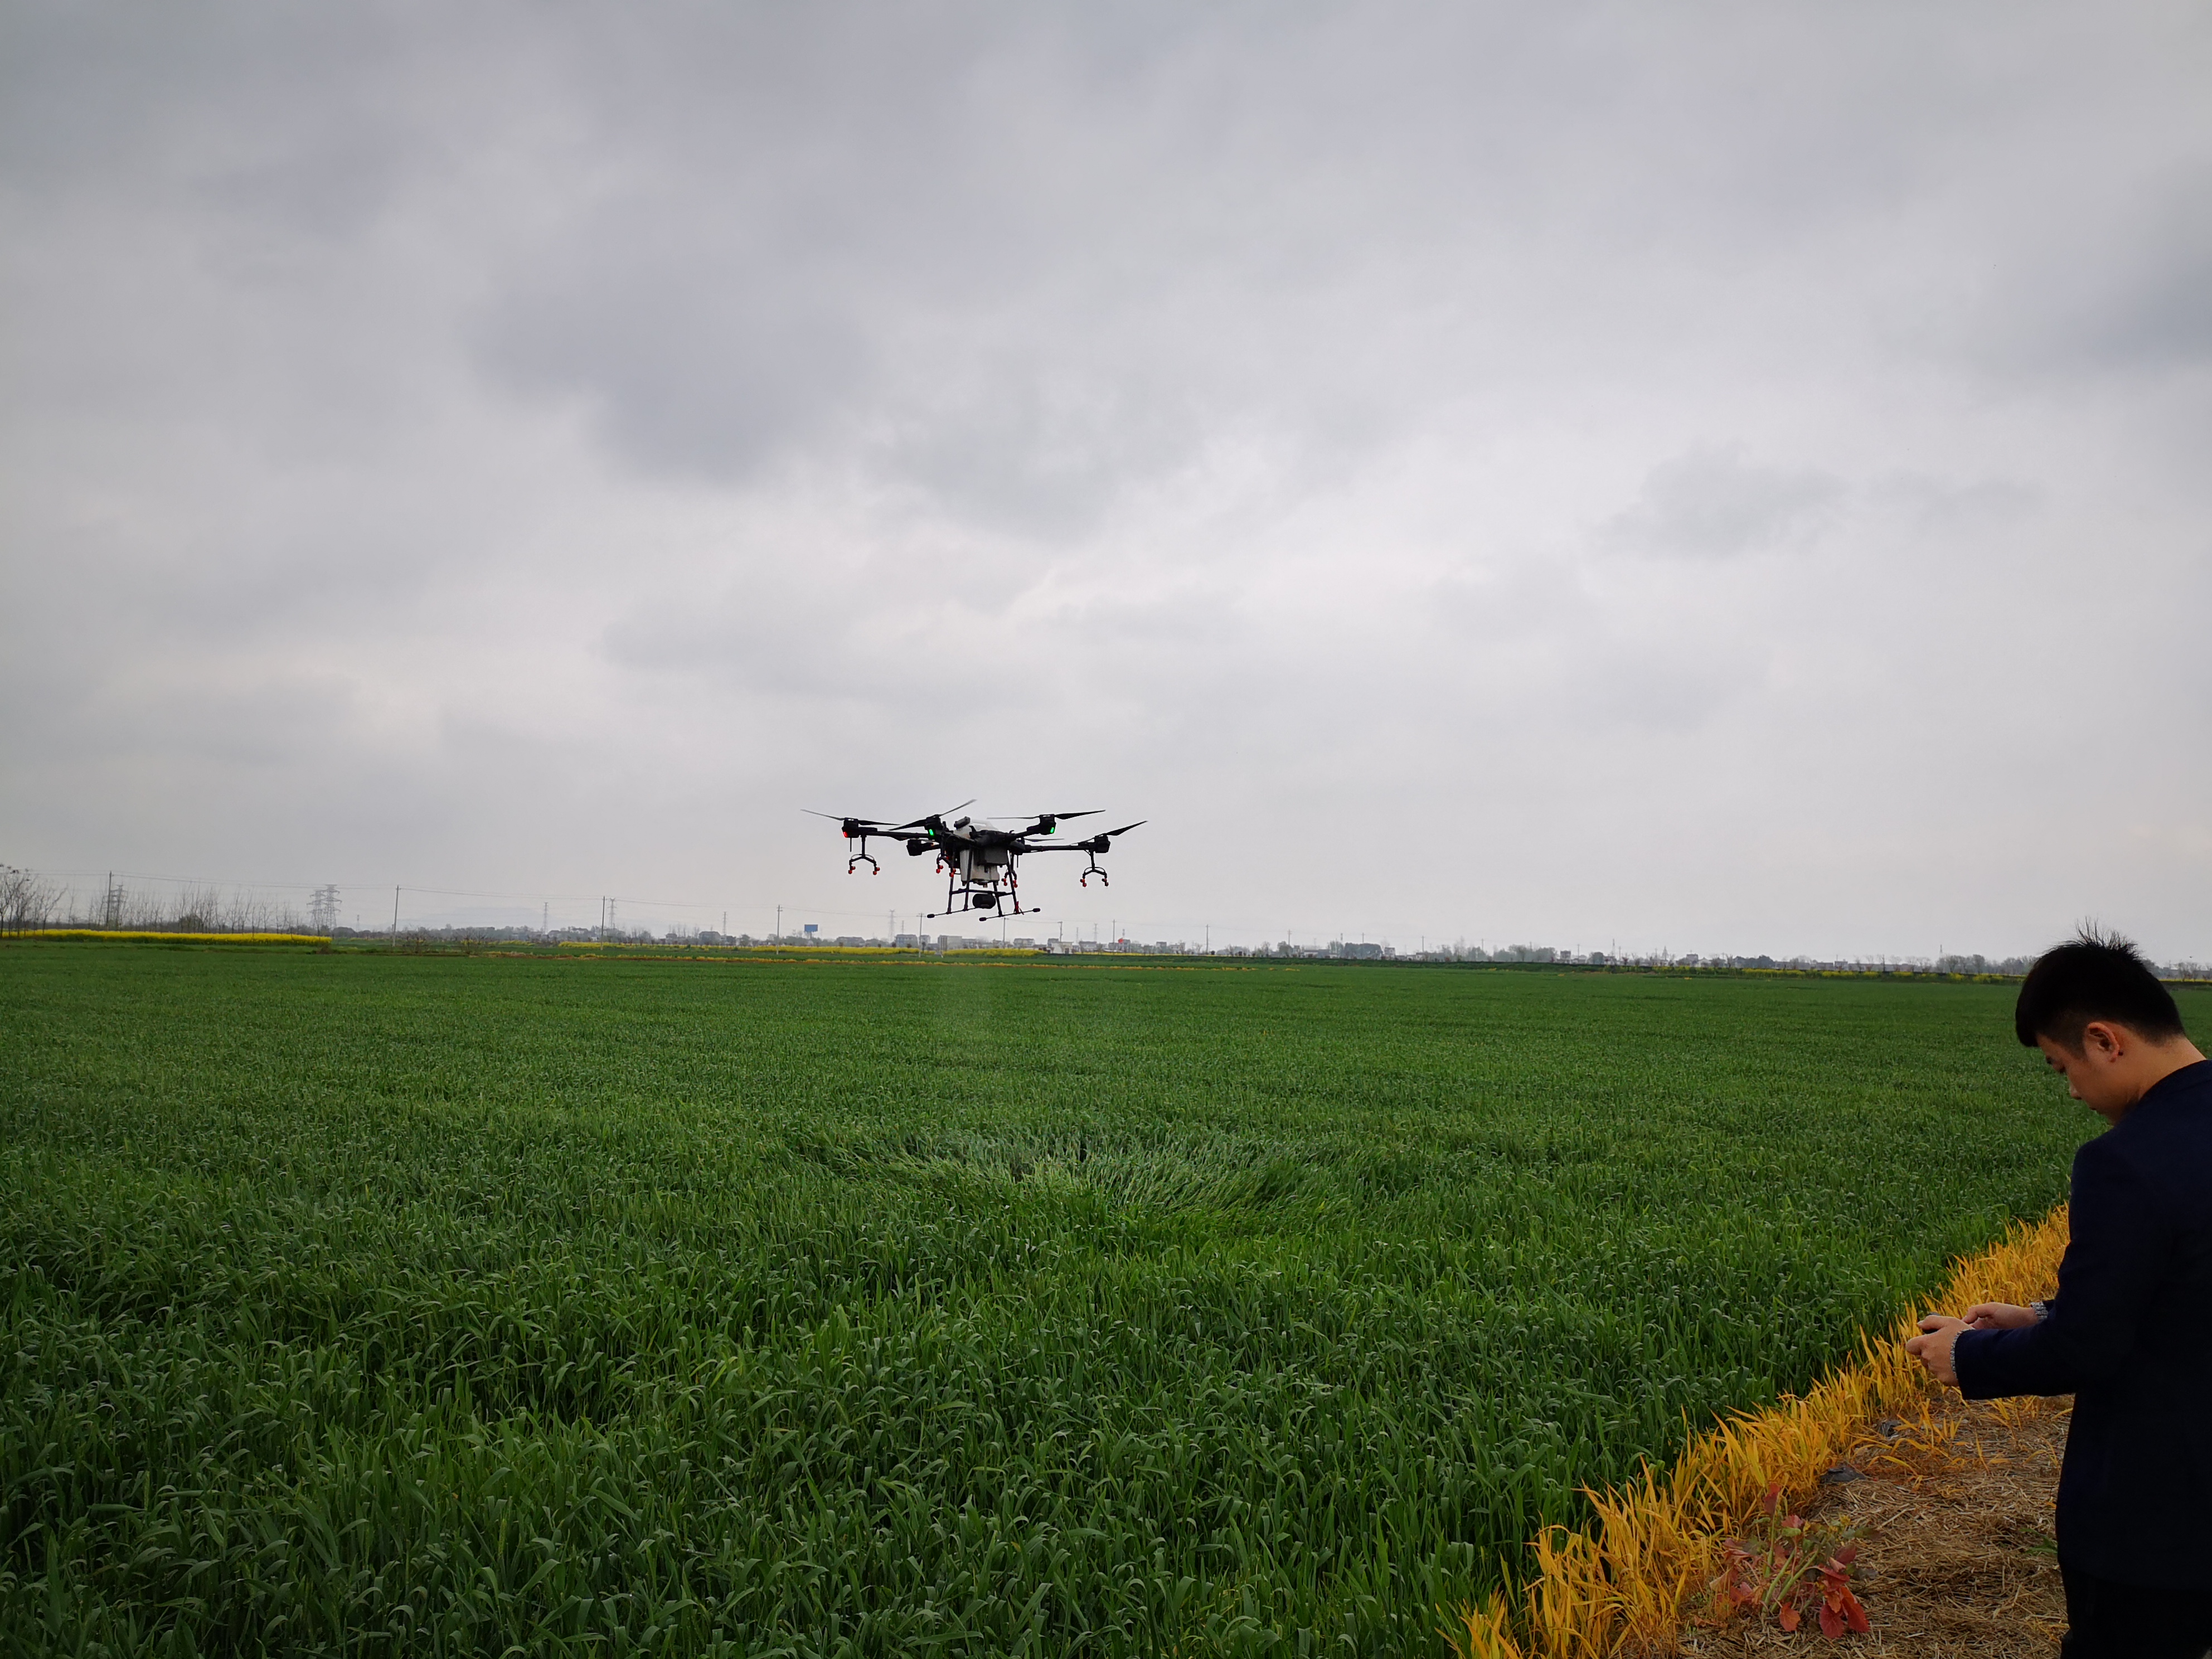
[2015, 925, 2186, 1050]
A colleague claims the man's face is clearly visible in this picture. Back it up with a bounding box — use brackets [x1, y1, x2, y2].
[2035, 1026, 2137, 1121]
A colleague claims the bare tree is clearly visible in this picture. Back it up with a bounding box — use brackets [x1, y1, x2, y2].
[0, 864, 66, 935]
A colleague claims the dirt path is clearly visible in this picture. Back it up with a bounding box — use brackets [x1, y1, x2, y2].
[1676, 1393, 2069, 1657]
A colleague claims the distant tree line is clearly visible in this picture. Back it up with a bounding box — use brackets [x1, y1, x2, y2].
[0, 864, 68, 935]
[2, 861, 2206, 977]
[0, 867, 307, 935]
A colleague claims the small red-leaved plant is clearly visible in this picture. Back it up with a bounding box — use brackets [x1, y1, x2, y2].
[1713, 1483, 1871, 1638]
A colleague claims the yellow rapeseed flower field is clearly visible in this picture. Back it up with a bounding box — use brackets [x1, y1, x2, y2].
[23, 929, 329, 944]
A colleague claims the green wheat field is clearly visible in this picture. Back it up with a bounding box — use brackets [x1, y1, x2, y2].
[2, 942, 2104, 1656]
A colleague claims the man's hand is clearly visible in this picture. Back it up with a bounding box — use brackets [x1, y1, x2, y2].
[1906, 1314, 1969, 1386]
[1960, 1302, 2040, 1331]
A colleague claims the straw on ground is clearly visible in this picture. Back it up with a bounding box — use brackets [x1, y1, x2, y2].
[1448, 1207, 2070, 1658]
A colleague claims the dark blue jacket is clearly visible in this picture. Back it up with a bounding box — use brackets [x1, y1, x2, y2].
[1954, 1058, 2212, 1589]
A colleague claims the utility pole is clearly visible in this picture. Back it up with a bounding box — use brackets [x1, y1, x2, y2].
[598, 896, 605, 944]
[775, 904, 782, 949]
[391, 885, 400, 948]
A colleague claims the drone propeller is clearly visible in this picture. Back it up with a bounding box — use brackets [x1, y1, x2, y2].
[1078, 820, 1146, 851]
[987, 809, 1101, 835]
[803, 809, 903, 837]
[888, 798, 977, 833]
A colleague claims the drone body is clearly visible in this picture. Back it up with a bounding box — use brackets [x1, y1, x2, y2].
[807, 801, 1144, 919]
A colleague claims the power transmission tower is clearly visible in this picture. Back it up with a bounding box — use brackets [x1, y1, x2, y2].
[309, 885, 341, 935]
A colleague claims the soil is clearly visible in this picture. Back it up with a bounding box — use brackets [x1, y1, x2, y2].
[1673, 1391, 2069, 1658]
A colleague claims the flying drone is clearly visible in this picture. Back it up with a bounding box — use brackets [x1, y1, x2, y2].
[805, 801, 1144, 919]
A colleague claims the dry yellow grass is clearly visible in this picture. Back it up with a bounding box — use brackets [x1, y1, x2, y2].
[1447, 1206, 2072, 1659]
[1680, 1395, 2069, 1657]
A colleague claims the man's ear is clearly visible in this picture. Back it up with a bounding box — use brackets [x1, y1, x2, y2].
[2081, 1020, 2126, 1060]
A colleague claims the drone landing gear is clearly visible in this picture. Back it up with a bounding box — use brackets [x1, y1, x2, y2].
[1080, 858, 1109, 889]
[995, 872, 1037, 919]
[847, 853, 880, 875]
[926, 873, 1039, 921]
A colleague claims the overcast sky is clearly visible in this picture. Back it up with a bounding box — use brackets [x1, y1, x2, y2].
[4, 2, 2208, 956]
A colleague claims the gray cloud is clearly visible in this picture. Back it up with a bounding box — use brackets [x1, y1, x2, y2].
[2029, 172, 2212, 374]
[4, 0, 2210, 958]
[1602, 447, 1846, 560]
[481, 254, 876, 483]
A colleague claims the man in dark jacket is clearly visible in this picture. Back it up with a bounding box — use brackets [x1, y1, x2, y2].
[1905, 929, 2210, 1657]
